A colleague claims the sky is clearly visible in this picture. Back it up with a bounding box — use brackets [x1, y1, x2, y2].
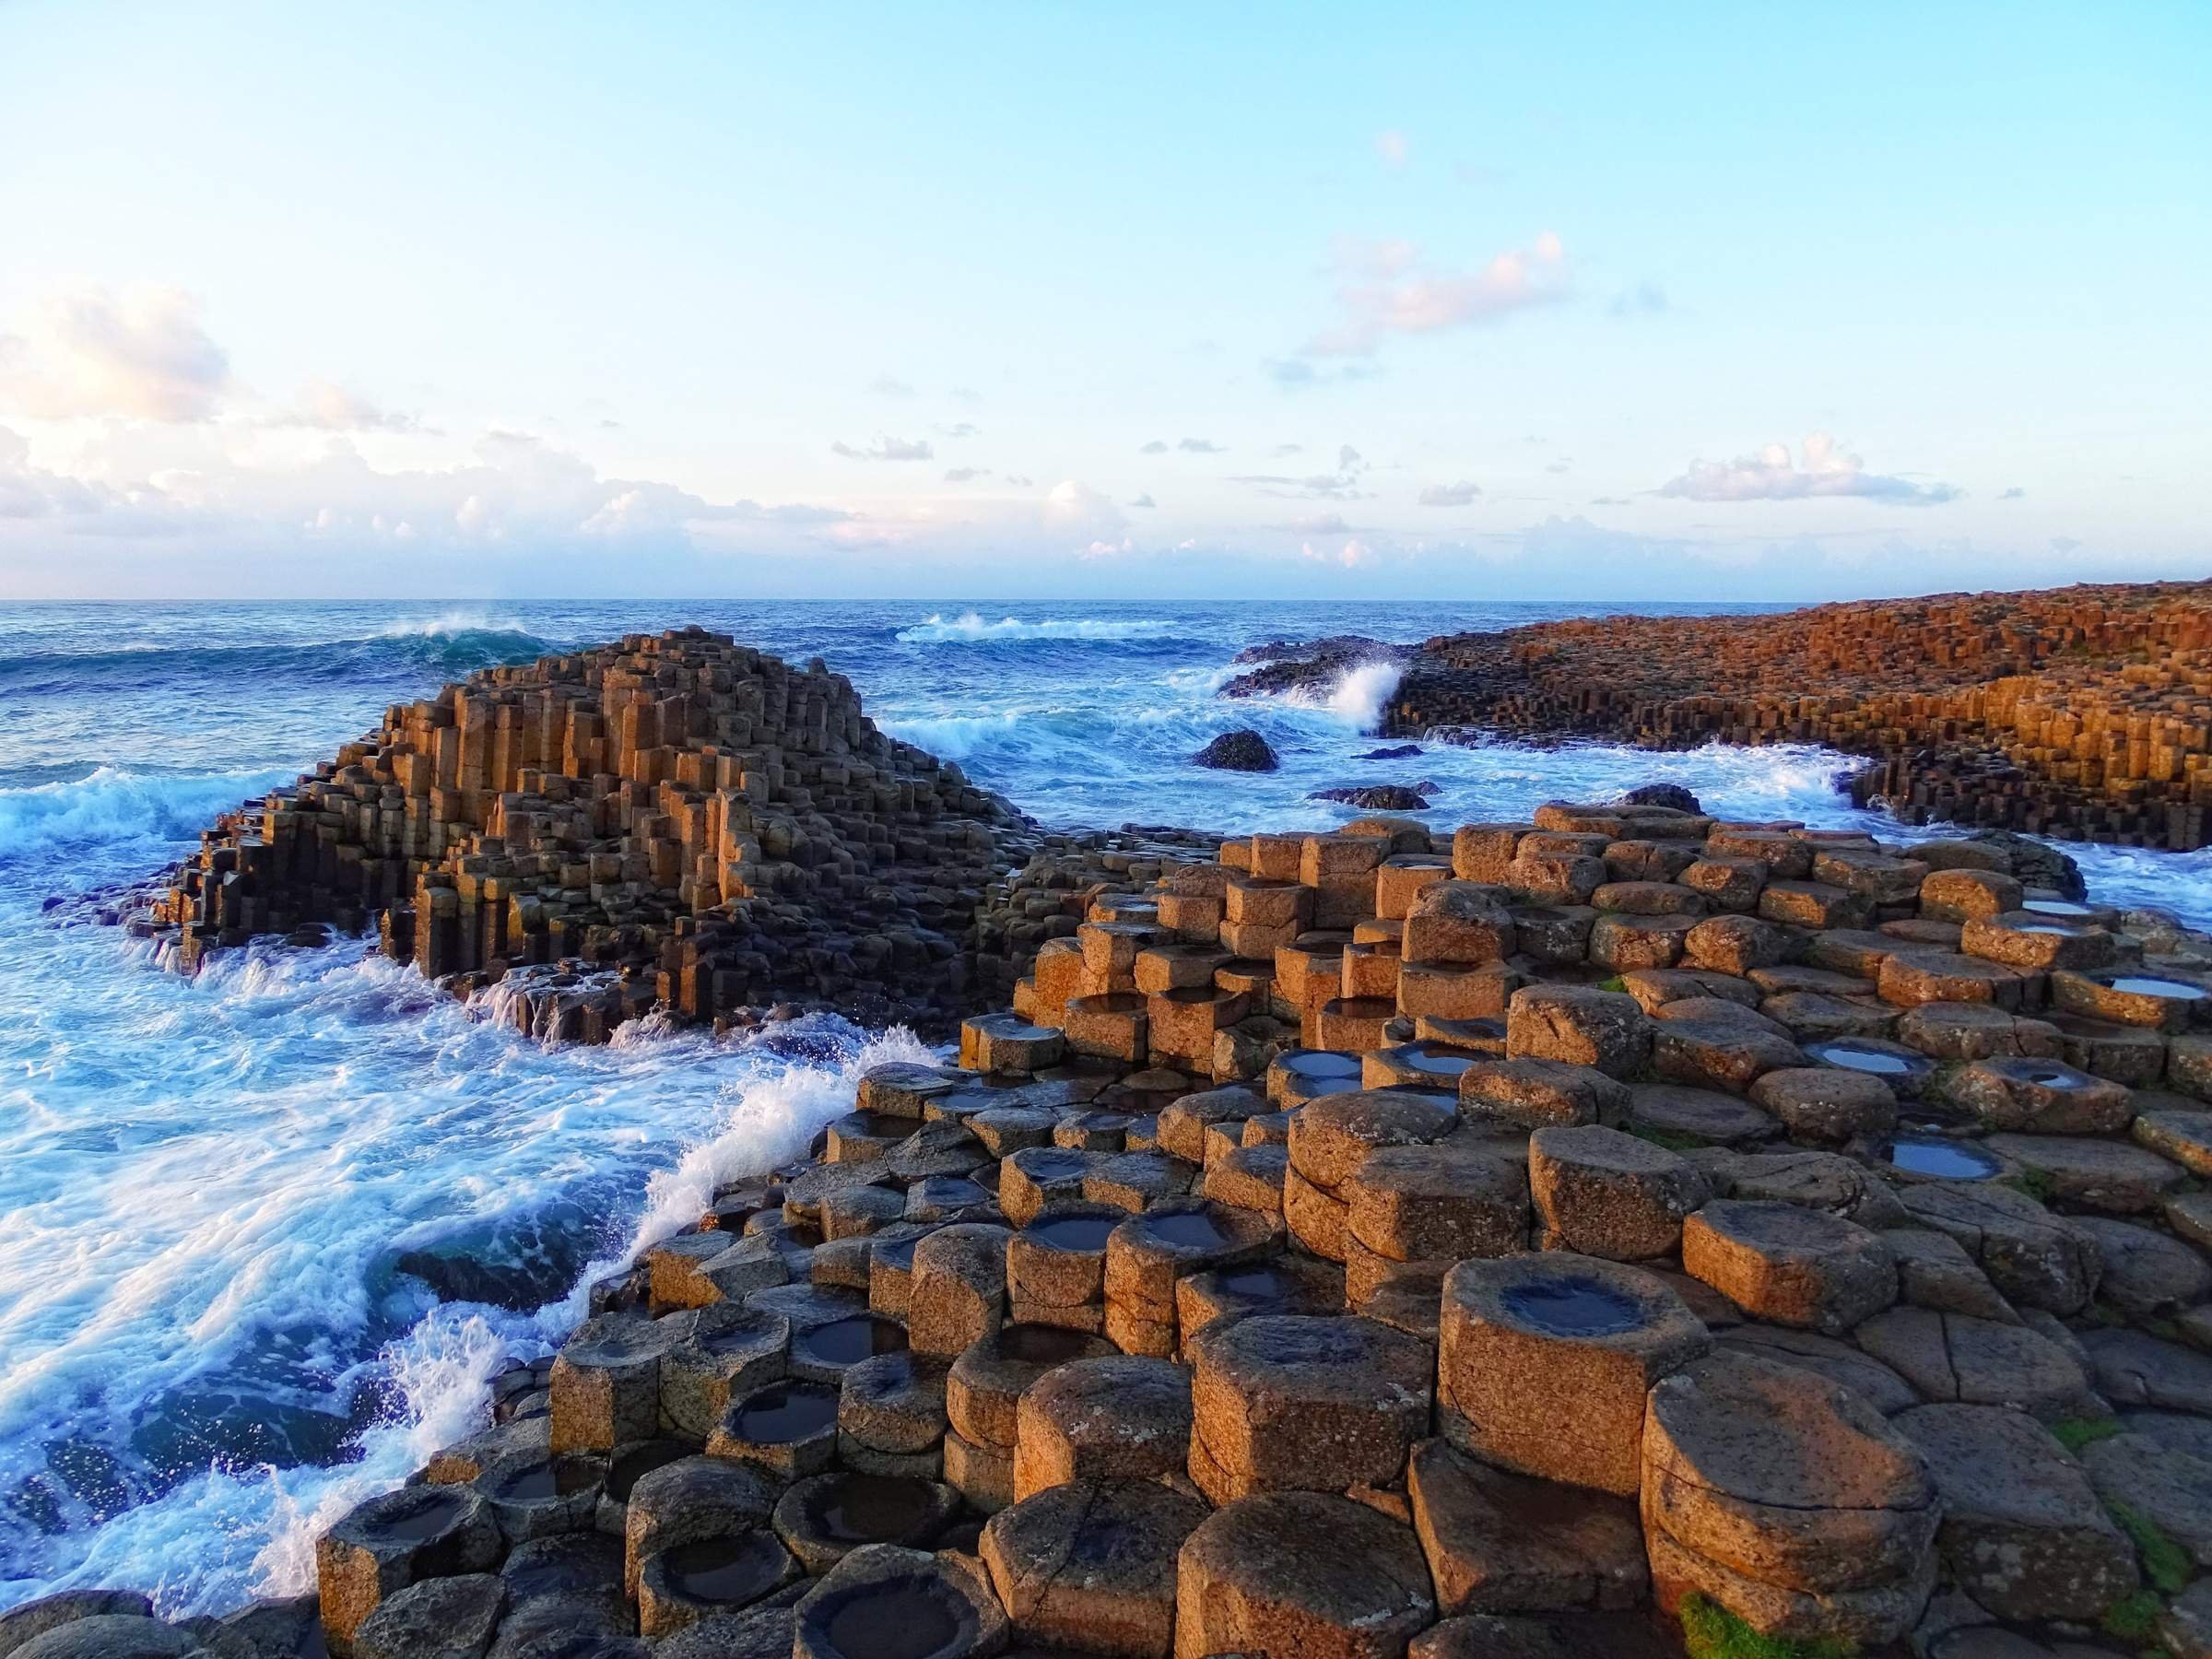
[0, 1, 2206, 602]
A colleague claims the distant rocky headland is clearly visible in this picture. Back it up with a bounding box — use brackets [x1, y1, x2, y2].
[1232, 581, 2212, 852]
[35, 587, 2212, 1659]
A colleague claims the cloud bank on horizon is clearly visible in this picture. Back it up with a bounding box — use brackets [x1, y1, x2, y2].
[0, 3, 2203, 601]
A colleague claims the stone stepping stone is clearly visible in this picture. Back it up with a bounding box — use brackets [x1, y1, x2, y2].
[1897, 1182, 2100, 1315]
[791, 1543, 1006, 1659]
[1439, 1252, 1708, 1495]
[1014, 1355, 1192, 1502]
[707, 1379, 841, 1478]
[1696, 1148, 1909, 1230]
[2079, 1430, 2212, 1569]
[1624, 1085, 1776, 1148]
[1641, 1354, 1937, 1649]
[771, 1471, 958, 1575]
[1682, 1199, 1897, 1335]
[1103, 1199, 1277, 1357]
[1460, 1058, 1630, 1131]
[1188, 1313, 1432, 1504]
[1897, 1403, 2138, 1622]
[1747, 1067, 1898, 1144]
[1406, 1438, 1646, 1617]
[1650, 1013, 1806, 1095]
[1173, 1492, 1436, 1659]
[637, 1529, 800, 1640]
[314, 1484, 503, 1653]
[836, 1349, 947, 1476]
[947, 1324, 1114, 1451]
[1951, 1056, 2136, 1134]
[2071, 1216, 2212, 1316]
[1504, 984, 1651, 1077]
[1713, 1324, 1920, 1415]
[550, 1312, 686, 1453]
[1854, 1308, 2095, 1418]
[906, 1223, 1010, 1357]
[1528, 1124, 1707, 1261]
[980, 1479, 1209, 1656]
[1881, 1227, 2018, 1323]
[2135, 1108, 2212, 1176]
[1896, 1001, 2064, 1062]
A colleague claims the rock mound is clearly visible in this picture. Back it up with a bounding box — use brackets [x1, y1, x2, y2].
[1192, 730, 1279, 772]
[142, 629, 1030, 1037]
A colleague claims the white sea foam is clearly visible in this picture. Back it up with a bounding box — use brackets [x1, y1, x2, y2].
[894, 612, 1178, 644]
[371, 609, 535, 641]
[1277, 658, 1405, 732]
[0, 767, 295, 860]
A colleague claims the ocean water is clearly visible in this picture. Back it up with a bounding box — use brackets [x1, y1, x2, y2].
[2, 597, 2208, 1616]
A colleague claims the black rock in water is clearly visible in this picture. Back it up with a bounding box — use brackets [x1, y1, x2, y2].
[1194, 730, 1279, 772]
[1358, 744, 1424, 760]
[1311, 784, 1433, 810]
[1615, 782, 1702, 813]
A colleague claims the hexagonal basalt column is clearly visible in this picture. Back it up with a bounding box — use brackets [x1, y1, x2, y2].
[706, 1378, 841, 1477]
[1641, 1353, 1938, 1649]
[1006, 1203, 1121, 1329]
[1506, 985, 1652, 1078]
[1187, 1312, 1432, 1504]
[1439, 1253, 1708, 1496]
[1681, 1200, 1898, 1335]
[1173, 1492, 1436, 1659]
[947, 1323, 1116, 1453]
[1104, 1198, 1277, 1356]
[1014, 1355, 1193, 1500]
[549, 1312, 685, 1454]
[1949, 1055, 2136, 1134]
[905, 1222, 1011, 1356]
[792, 1543, 1008, 1659]
[1528, 1124, 1708, 1261]
[315, 1485, 504, 1655]
[982, 1479, 1211, 1659]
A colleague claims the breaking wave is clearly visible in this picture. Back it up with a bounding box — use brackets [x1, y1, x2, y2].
[894, 611, 1184, 644]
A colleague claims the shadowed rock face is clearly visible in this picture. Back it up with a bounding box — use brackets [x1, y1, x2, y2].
[140, 629, 1030, 1037]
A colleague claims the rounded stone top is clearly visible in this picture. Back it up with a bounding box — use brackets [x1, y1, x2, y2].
[1444, 1252, 1705, 1352]
[1644, 1351, 1934, 1513]
[1690, 1196, 1884, 1255]
[1289, 1088, 1461, 1189]
[1190, 1312, 1431, 1403]
[327, 1481, 477, 1549]
[1176, 1491, 1435, 1648]
[1109, 1197, 1275, 1262]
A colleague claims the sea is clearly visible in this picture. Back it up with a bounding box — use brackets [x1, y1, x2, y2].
[2, 597, 2207, 1616]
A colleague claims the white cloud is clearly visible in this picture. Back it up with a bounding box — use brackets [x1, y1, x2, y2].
[943, 466, 988, 483]
[830, 434, 935, 461]
[271, 379, 423, 433]
[1303, 233, 1568, 357]
[1658, 434, 1960, 505]
[868, 373, 914, 396]
[1418, 479, 1481, 506]
[1129, 493, 1157, 509]
[1300, 535, 1374, 568]
[1139, 439, 1170, 454]
[0, 283, 230, 422]
[1042, 478, 1126, 537]
[1375, 130, 1409, 168]
[1177, 437, 1224, 453]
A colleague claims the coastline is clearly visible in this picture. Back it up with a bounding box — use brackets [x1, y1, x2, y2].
[17, 592, 2212, 1655]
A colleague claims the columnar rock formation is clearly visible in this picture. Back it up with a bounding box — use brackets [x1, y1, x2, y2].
[45, 794, 2212, 1657]
[1234, 581, 2212, 851]
[142, 629, 1030, 1034]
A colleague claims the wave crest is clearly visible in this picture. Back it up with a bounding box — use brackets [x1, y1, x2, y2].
[895, 612, 1180, 644]
[0, 767, 296, 862]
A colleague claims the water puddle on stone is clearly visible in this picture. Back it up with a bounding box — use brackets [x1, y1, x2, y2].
[664, 1532, 790, 1604]
[1806, 1040, 1924, 1077]
[1212, 1264, 1304, 1301]
[1279, 1051, 1364, 1081]
[2109, 976, 2209, 1000]
[1885, 1135, 2002, 1180]
[733, 1382, 838, 1442]
[1399, 1043, 1477, 1077]
[492, 1456, 601, 1500]
[1502, 1278, 1643, 1336]
[995, 1324, 1100, 1365]
[1025, 1213, 1120, 1252]
[1016, 1150, 1093, 1182]
[380, 1490, 465, 1540]
[794, 1314, 908, 1369]
[606, 1440, 690, 1500]
[814, 1474, 938, 1542]
[1145, 1210, 1234, 1250]
[821, 1583, 962, 1659]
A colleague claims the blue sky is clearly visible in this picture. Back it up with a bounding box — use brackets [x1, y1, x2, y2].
[0, 1, 2205, 600]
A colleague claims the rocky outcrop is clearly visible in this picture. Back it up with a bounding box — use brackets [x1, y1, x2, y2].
[51, 791, 2212, 1657]
[138, 629, 1032, 1037]
[1192, 730, 1278, 772]
[1382, 581, 2212, 851]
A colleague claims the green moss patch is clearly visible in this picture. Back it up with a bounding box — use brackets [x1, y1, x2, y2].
[1679, 1594, 1856, 1659]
